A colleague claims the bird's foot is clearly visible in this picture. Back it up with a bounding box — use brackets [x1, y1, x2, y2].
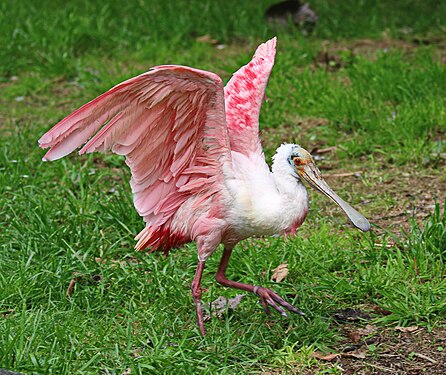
[253, 286, 305, 317]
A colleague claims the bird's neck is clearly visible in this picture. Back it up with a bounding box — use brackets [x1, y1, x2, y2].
[271, 160, 305, 197]
[271, 160, 309, 234]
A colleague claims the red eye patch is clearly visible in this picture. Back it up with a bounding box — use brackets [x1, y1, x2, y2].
[293, 158, 303, 166]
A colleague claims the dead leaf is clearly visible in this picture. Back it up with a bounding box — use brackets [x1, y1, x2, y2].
[66, 272, 80, 298]
[66, 278, 77, 297]
[357, 324, 378, 336]
[95, 257, 107, 264]
[204, 295, 244, 321]
[271, 262, 289, 283]
[342, 351, 367, 359]
[395, 326, 419, 333]
[347, 331, 361, 343]
[372, 305, 392, 315]
[312, 352, 340, 361]
[121, 368, 131, 375]
[196, 34, 218, 45]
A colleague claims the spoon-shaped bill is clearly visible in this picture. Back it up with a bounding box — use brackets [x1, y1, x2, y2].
[300, 164, 370, 232]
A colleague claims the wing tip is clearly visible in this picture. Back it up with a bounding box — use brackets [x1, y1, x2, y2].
[38, 133, 51, 147]
[41, 150, 57, 162]
[41, 150, 52, 161]
[38, 140, 50, 161]
[254, 37, 277, 60]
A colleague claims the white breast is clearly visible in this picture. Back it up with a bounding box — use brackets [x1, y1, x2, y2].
[223, 152, 308, 239]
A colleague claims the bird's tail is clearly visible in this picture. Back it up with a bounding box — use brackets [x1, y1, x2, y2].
[135, 225, 187, 255]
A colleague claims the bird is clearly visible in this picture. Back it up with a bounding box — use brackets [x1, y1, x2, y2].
[266, 1, 318, 34]
[39, 37, 370, 335]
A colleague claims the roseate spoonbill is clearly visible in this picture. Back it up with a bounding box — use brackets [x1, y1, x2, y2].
[39, 38, 370, 335]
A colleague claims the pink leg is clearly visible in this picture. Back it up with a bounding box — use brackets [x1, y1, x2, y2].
[215, 246, 305, 317]
[191, 260, 206, 335]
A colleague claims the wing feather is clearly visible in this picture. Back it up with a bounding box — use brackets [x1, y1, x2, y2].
[39, 66, 231, 249]
[224, 37, 276, 157]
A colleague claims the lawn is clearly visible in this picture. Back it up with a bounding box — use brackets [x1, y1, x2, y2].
[1, 0, 446, 374]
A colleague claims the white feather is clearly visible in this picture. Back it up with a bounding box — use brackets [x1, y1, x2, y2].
[223, 144, 308, 241]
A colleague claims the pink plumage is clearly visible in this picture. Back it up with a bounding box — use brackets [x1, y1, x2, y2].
[40, 65, 232, 255]
[39, 37, 370, 335]
[224, 37, 276, 156]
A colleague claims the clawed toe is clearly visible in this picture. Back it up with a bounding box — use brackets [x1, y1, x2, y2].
[254, 286, 305, 317]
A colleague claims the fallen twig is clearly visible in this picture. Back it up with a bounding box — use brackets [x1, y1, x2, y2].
[366, 363, 395, 372]
[412, 352, 438, 364]
[324, 171, 362, 178]
[372, 212, 406, 220]
[315, 146, 337, 154]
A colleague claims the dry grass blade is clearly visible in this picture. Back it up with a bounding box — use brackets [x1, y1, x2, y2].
[412, 352, 438, 364]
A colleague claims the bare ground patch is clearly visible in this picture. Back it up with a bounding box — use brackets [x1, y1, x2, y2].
[312, 36, 446, 72]
[260, 325, 446, 374]
[334, 325, 446, 374]
[321, 160, 446, 239]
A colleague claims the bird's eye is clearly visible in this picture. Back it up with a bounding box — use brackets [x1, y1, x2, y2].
[293, 157, 303, 166]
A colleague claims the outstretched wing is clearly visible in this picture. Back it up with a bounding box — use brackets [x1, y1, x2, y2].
[224, 37, 276, 157]
[39, 66, 231, 248]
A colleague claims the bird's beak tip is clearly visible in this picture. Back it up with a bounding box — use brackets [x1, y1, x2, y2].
[300, 163, 370, 233]
[356, 218, 371, 232]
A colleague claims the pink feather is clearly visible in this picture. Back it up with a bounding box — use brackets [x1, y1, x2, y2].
[39, 66, 231, 253]
[39, 40, 279, 257]
[224, 37, 276, 157]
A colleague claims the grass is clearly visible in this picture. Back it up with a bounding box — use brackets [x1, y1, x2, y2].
[2, 0, 446, 78]
[1, 0, 446, 373]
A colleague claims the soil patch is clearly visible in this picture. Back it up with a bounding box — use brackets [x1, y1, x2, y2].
[312, 36, 446, 72]
[322, 161, 445, 238]
[335, 325, 446, 374]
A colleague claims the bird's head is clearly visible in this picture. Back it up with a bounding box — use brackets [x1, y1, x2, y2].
[274, 144, 370, 232]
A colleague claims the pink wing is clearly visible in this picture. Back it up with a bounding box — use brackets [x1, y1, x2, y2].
[224, 37, 276, 156]
[39, 66, 231, 250]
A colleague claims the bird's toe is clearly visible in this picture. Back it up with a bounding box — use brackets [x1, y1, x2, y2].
[254, 286, 304, 317]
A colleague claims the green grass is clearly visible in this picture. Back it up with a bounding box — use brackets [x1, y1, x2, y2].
[1, 0, 446, 373]
[2, 0, 446, 78]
